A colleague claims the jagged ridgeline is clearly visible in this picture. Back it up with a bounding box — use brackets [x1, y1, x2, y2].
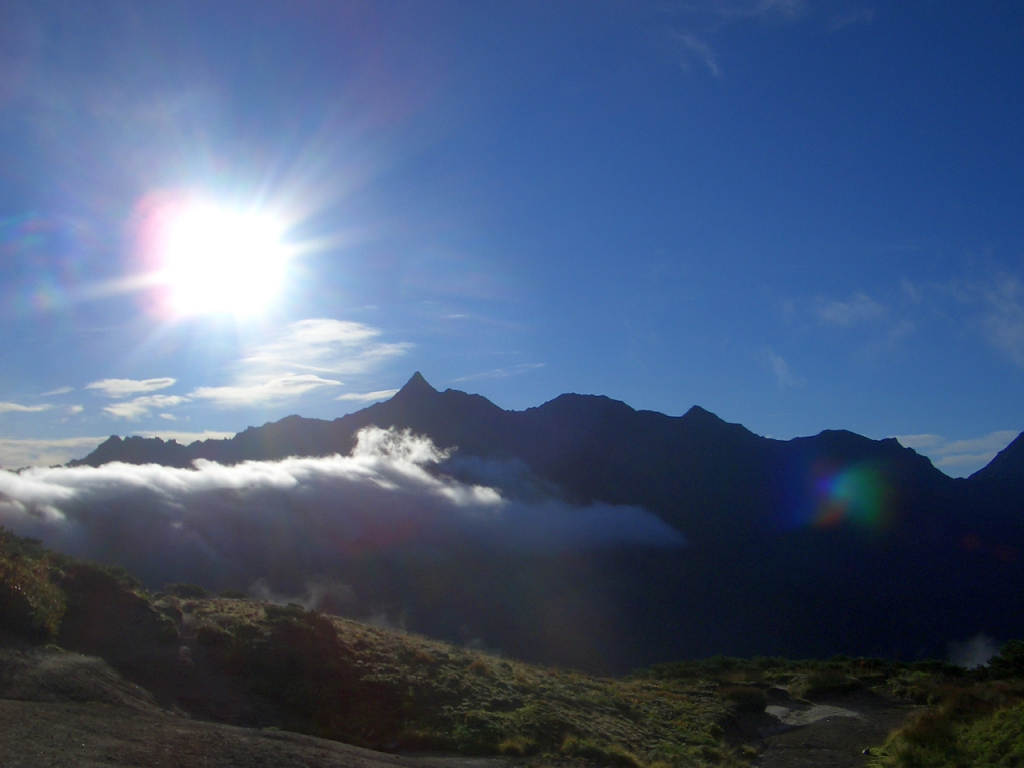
[62, 374, 1024, 672]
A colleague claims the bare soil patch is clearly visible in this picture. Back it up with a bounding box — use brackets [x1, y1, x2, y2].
[728, 687, 916, 768]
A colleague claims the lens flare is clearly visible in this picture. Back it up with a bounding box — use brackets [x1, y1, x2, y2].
[784, 458, 893, 531]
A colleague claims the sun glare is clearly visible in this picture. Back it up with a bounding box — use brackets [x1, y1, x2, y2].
[157, 201, 291, 317]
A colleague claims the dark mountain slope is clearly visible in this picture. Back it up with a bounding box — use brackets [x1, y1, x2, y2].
[68, 374, 1024, 669]
[73, 373, 963, 542]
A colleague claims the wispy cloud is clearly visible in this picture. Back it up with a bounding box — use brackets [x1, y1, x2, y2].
[816, 292, 888, 327]
[895, 430, 1020, 476]
[103, 394, 190, 420]
[190, 373, 341, 408]
[451, 363, 545, 384]
[761, 348, 801, 389]
[666, 0, 860, 77]
[240, 319, 411, 377]
[336, 389, 399, 403]
[86, 377, 176, 398]
[978, 276, 1024, 367]
[0, 402, 52, 414]
[674, 32, 721, 76]
[188, 319, 409, 408]
[39, 386, 73, 397]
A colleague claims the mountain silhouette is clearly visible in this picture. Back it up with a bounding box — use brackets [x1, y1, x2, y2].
[70, 373, 1024, 671]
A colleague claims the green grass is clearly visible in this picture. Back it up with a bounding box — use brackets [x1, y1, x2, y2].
[0, 528, 66, 640]
[869, 681, 1024, 767]
[173, 595, 742, 766]
[7, 526, 1024, 767]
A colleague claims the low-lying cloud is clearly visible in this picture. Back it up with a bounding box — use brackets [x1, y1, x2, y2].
[896, 430, 1019, 476]
[0, 427, 684, 595]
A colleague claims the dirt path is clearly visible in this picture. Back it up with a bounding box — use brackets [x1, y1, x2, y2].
[732, 688, 916, 768]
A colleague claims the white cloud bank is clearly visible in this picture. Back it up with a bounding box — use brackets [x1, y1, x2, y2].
[0, 427, 684, 593]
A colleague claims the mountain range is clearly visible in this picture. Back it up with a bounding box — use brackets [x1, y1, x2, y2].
[71, 373, 1024, 672]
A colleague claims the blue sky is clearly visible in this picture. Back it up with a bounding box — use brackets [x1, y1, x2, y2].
[0, 0, 1021, 475]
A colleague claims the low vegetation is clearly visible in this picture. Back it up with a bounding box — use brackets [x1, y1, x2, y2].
[867, 656, 1024, 767]
[4, 525, 1024, 767]
[0, 528, 65, 641]
[173, 596, 737, 766]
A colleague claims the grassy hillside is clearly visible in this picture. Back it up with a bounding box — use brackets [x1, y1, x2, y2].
[5, 525, 1024, 767]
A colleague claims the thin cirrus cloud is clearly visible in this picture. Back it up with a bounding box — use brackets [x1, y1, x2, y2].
[86, 378, 176, 398]
[761, 348, 801, 389]
[336, 389, 400, 403]
[190, 319, 410, 409]
[978, 276, 1024, 367]
[815, 292, 888, 327]
[240, 319, 411, 376]
[895, 431, 1020, 475]
[667, 0, 818, 78]
[674, 32, 721, 77]
[190, 374, 341, 408]
[0, 402, 52, 414]
[103, 395, 190, 420]
[450, 363, 546, 384]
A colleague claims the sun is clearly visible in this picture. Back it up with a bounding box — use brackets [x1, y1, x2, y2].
[155, 200, 291, 317]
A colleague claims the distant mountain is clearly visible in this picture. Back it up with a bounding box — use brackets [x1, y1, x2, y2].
[971, 432, 1024, 490]
[72, 372, 964, 538]
[70, 373, 1024, 671]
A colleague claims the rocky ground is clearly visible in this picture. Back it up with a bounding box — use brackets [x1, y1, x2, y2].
[730, 687, 915, 768]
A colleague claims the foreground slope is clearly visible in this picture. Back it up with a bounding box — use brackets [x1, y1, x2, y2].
[7, 528, 1024, 768]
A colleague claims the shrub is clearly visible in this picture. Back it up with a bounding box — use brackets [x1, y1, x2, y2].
[789, 669, 862, 700]
[988, 640, 1024, 679]
[718, 685, 767, 713]
[164, 583, 210, 598]
[561, 735, 643, 768]
[0, 548, 65, 640]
